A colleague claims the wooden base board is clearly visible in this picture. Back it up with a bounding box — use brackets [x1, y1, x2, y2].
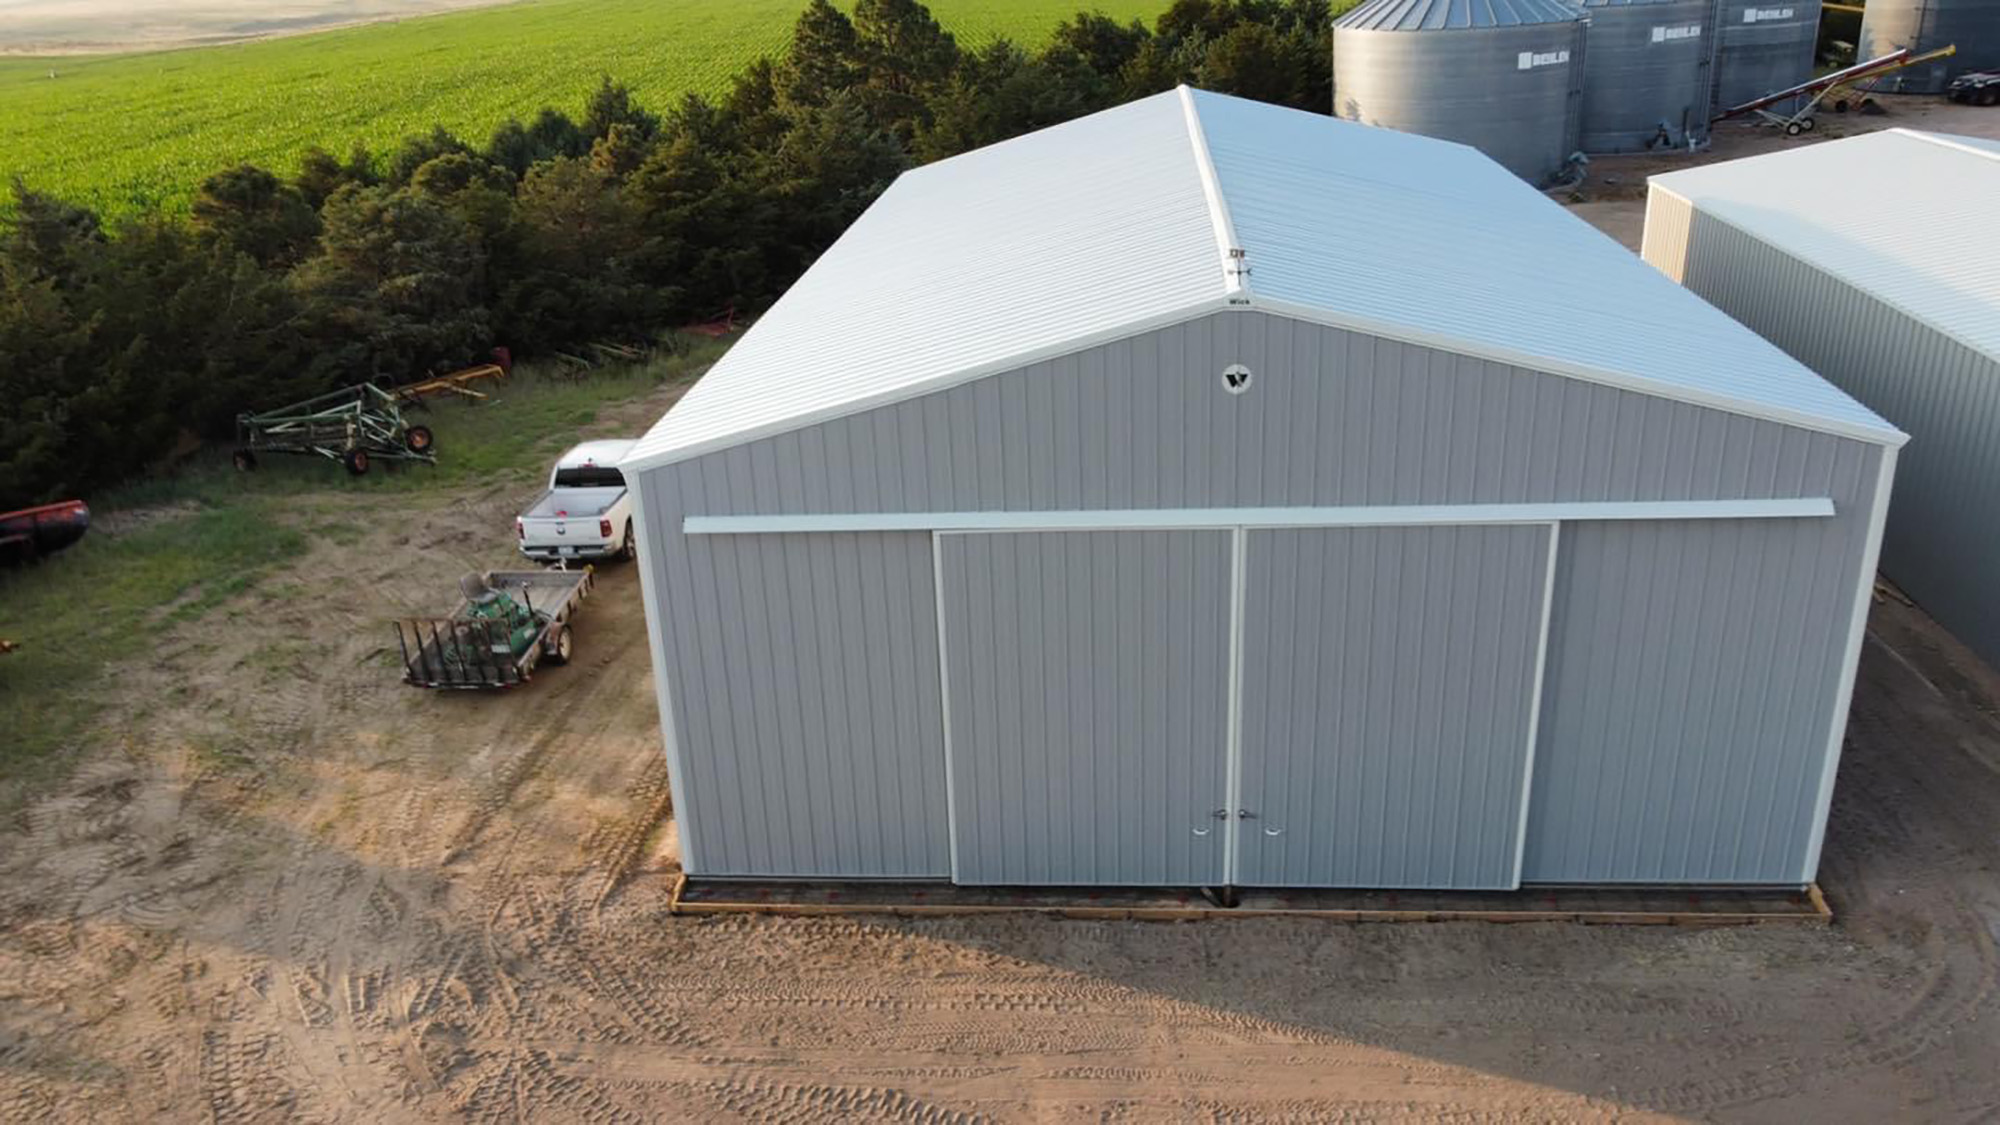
[667, 875, 1831, 926]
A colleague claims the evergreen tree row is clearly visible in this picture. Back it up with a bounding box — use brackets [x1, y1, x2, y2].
[0, 0, 1336, 509]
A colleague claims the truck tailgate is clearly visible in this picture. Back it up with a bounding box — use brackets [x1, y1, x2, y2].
[520, 487, 625, 522]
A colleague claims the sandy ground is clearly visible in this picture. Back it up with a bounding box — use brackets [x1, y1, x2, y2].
[0, 0, 512, 54]
[2, 363, 1999, 1121]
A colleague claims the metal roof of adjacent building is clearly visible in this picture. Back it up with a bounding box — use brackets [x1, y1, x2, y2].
[1650, 129, 2000, 369]
[1335, 0, 1585, 30]
[628, 89, 1900, 471]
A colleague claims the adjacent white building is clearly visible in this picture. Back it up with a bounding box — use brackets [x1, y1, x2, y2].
[1647, 129, 2000, 668]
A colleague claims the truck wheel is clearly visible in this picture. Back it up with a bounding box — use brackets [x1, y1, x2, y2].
[232, 449, 258, 472]
[619, 522, 636, 561]
[544, 624, 573, 666]
[343, 448, 371, 476]
[404, 425, 434, 454]
[1980, 87, 2000, 107]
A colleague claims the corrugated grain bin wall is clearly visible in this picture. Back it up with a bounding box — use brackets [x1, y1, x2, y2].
[1333, 0, 1589, 184]
[1710, 0, 1823, 112]
[1859, 0, 2000, 93]
[1580, 0, 1716, 152]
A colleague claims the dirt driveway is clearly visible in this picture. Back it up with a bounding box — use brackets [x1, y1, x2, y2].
[1, 373, 1997, 1122]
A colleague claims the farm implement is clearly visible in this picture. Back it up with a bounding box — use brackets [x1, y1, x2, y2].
[393, 568, 593, 689]
[389, 362, 508, 407]
[234, 384, 436, 476]
[1714, 44, 1959, 134]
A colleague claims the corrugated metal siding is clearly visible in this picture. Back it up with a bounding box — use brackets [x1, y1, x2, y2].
[1237, 525, 1550, 889]
[1525, 507, 1869, 882]
[642, 469, 949, 879]
[938, 531, 1232, 885]
[1647, 191, 2000, 671]
[641, 310, 1884, 883]
[1337, 0, 1584, 31]
[1330, 22, 1588, 183]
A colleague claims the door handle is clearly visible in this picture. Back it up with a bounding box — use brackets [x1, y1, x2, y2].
[1237, 809, 1256, 819]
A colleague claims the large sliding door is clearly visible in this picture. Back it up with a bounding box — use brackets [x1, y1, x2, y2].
[1234, 525, 1554, 889]
[936, 530, 1233, 885]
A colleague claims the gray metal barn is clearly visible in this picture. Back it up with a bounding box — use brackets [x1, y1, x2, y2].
[1332, 0, 1587, 183]
[626, 89, 1904, 892]
[1647, 129, 1999, 671]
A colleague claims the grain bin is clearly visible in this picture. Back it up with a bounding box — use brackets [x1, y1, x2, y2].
[1579, 0, 1715, 152]
[1710, 0, 1823, 113]
[1333, 0, 1589, 183]
[1859, 0, 2000, 93]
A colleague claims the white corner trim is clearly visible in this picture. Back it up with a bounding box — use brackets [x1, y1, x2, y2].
[1251, 295, 1909, 449]
[1221, 527, 1248, 885]
[625, 474, 702, 874]
[684, 498, 1835, 536]
[931, 531, 962, 883]
[1511, 522, 1562, 890]
[1799, 445, 1900, 884]
[1177, 85, 1248, 300]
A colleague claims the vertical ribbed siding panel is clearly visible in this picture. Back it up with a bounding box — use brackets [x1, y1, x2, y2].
[1652, 198, 2000, 672]
[1238, 526, 1550, 889]
[646, 309, 1882, 884]
[1523, 444, 1875, 883]
[640, 465, 948, 879]
[938, 531, 1231, 885]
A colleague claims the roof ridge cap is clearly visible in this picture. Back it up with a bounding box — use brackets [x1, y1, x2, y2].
[1176, 86, 1252, 302]
[1889, 127, 2000, 164]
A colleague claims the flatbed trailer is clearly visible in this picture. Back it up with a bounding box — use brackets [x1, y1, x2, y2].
[393, 568, 594, 689]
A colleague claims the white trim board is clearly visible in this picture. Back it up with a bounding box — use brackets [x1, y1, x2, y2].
[1798, 444, 1900, 883]
[625, 474, 703, 874]
[685, 498, 1835, 536]
[930, 531, 963, 883]
[1511, 522, 1562, 890]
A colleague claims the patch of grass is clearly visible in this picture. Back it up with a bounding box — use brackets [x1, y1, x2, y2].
[0, 343, 713, 793]
[104, 341, 724, 511]
[3, 0, 1163, 219]
[0, 502, 308, 786]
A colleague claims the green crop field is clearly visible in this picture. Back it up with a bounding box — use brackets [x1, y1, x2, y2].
[0, 0, 1162, 219]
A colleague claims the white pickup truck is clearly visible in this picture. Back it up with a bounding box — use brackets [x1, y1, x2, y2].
[517, 440, 638, 563]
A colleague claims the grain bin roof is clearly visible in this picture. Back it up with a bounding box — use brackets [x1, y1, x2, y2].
[1336, 0, 1584, 30]
[628, 89, 1899, 471]
[1650, 129, 2000, 368]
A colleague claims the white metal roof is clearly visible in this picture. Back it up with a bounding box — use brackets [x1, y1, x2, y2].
[1650, 129, 2000, 370]
[630, 89, 1900, 471]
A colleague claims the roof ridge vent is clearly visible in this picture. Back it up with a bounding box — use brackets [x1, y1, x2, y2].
[1176, 85, 1253, 304]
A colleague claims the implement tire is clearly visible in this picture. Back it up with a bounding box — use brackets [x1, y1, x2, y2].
[343, 448, 371, 476]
